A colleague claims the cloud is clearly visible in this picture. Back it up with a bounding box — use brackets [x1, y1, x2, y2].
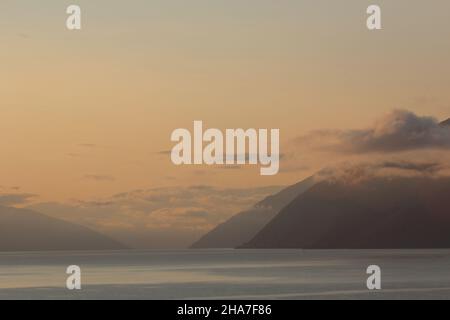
[156, 150, 171, 156]
[75, 200, 115, 207]
[297, 110, 450, 153]
[158, 150, 283, 164]
[84, 174, 116, 182]
[378, 161, 442, 174]
[29, 185, 283, 249]
[183, 210, 210, 218]
[78, 144, 99, 148]
[0, 193, 37, 206]
[66, 153, 82, 158]
[314, 159, 449, 186]
[217, 165, 242, 170]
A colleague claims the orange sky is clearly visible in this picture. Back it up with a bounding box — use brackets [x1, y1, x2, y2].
[1, 0, 450, 202]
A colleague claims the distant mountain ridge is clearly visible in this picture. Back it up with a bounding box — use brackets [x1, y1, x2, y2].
[193, 116, 450, 250]
[0, 206, 126, 252]
[242, 177, 450, 249]
[191, 176, 316, 248]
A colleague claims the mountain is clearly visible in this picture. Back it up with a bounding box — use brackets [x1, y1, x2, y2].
[242, 177, 450, 249]
[191, 176, 315, 248]
[0, 206, 126, 252]
[441, 118, 450, 127]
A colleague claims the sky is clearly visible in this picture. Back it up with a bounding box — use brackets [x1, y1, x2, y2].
[1, 1, 450, 247]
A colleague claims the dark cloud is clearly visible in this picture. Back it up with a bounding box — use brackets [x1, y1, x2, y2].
[298, 110, 450, 153]
[217, 165, 242, 170]
[279, 163, 310, 173]
[84, 174, 116, 182]
[78, 144, 98, 148]
[315, 160, 449, 185]
[156, 150, 171, 155]
[75, 200, 115, 207]
[184, 210, 209, 218]
[66, 153, 81, 158]
[0, 193, 37, 206]
[159, 151, 283, 164]
[378, 161, 442, 174]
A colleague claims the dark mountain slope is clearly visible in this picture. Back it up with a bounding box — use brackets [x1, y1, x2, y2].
[441, 118, 450, 127]
[0, 206, 126, 252]
[242, 177, 450, 249]
[191, 176, 316, 248]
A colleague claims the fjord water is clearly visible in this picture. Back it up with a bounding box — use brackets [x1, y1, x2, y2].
[1, 249, 450, 300]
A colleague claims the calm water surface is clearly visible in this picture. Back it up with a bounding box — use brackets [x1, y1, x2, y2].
[1, 249, 450, 299]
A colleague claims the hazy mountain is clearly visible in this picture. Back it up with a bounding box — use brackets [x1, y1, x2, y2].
[191, 176, 315, 248]
[242, 177, 450, 249]
[441, 118, 450, 127]
[0, 206, 126, 252]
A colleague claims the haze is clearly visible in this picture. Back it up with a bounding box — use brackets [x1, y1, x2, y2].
[1, 0, 449, 248]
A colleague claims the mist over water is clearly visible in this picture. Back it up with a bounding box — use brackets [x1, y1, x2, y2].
[1, 249, 450, 300]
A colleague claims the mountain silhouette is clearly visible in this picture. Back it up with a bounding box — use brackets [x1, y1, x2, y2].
[0, 206, 127, 252]
[191, 176, 315, 248]
[242, 177, 450, 249]
[441, 118, 450, 127]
